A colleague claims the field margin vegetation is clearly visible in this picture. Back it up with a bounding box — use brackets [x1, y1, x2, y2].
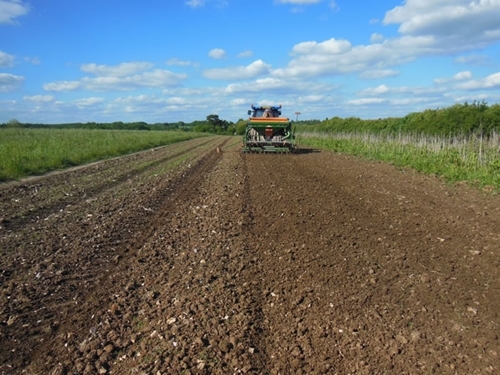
[0, 128, 208, 182]
[296, 101, 500, 193]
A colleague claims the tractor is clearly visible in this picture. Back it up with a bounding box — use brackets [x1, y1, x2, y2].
[241, 104, 295, 153]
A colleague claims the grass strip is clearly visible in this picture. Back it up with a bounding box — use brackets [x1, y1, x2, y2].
[0, 128, 207, 182]
[298, 132, 500, 192]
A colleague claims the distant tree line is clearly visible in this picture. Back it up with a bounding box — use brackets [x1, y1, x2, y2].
[0, 120, 191, 131]
[3, 101, 499, 136]
[302, 101, 500, 137]
[0, 115, 240, 134]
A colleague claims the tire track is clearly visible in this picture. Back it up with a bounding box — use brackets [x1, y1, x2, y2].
[0, 137, 221, 232]
[0, 138, 228, 372]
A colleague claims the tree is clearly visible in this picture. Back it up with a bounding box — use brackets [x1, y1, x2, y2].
[6, 119, 22, 128]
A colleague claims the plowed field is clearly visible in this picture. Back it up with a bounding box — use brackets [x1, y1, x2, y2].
[1, 136, 499, 374]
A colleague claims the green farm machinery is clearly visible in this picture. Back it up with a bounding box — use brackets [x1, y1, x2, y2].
[242, 104, 296, 153]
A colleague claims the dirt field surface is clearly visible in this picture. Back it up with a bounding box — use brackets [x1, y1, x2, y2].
[1, 136, 499, 375]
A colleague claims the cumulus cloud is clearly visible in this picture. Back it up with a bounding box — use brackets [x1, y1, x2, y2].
[292, 38, 352, 55]
[457, 71, 500, 90]
[360, 84, 445, 98]
[0, 51, 15, 67]
[271, 1, 500, 82]
[0, 73, 24, 92]
[185, 0, 205, 8]
[225, 77, 289, 94]
[44, 66, 187, 92]
[166, 58, 194, 66]
[360, 69, 399, 80]
[360, 84, 391, 96]
[383, 0, 500, 47]
[203, 60, 271, 80]
[273, 36, 433, 78]
[0, 0, 30, 24]
[328, 1, 338, 10]
[43, 80, 82, 91]
[24, 56, 41, 65]
[238, 50, 253, 58]
[347, 98, 387, 105]
[208, 48, 226, 59]
[23, 95, 55, 102]
[83, 70, 187, 91]
[370, 33, 384, 43]
[74, 97, 104, 108]
[434, 70, 472, 84]
[222, 76, 314, 95]
[455, 54, 490, 65]
[81, 62, 153, 77]
[230, 98, 248, 106]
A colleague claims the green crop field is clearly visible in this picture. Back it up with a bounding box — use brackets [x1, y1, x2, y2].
[0, 128, 207, 182]
[298, 131, 500, 192]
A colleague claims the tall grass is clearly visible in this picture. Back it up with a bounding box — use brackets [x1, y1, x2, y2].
[298, 131, 500, 191]
[0, 128, 207, 182]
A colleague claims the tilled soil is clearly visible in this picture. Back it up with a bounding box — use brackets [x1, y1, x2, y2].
[1, 136, 499, 374]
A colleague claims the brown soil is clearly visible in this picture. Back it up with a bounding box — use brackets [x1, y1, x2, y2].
[1, 136, 499, 374]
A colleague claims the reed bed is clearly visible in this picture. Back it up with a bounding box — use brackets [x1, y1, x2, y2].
[0, 128, 205, 182]
[298, 131, 500, 191]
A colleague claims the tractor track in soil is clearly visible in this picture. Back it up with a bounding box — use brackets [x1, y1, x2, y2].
[0, 136, 499, 374]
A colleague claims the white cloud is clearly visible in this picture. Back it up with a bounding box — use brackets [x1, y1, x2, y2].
[166, 58, 194, 66]
[0, 0, 30, 24]
[452, 71, 473, 81]
[273, 36, 433, 78]
[238, 50, 253, 58]
[24, 56, 41, 65]
[223, 77, 332, 99]
[328, 1, 338, 10]
[383, 0, 500, 47]
[455, 54, 490, 65]
[370, 33, 384, 43]
[208, 48, 226, 59]
[434, 70, 472, 84]
[292, 38, 352, 55]
[82, 70, 187, 91]
[165, 97, 188, 105]
[230, 98, 248, 106]
[0, 51, 15, 67]
[203, 60, 271, 80]
[347, 98, 387, 105]
[44, 68, 187, 92]
[186, 0, 205, 8]
[359, 84, 445, 98]
[225, 77, 290, 94]
[297, 95, 324, 103]
[23, 95, 55, 102]
[360, 84, 391, 96]
[0, 73, 24, 92]
[457, 71, 500, 90]
[74, 97, 104, 108]
[454, 94, 489, 103]
[43, 80, 82, 91]
[360, 69, 399, 80]
[390, 97, 432, 106]
[81, 62, 153, 77]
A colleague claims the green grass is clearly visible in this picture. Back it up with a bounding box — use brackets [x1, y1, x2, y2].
[0, 128, 207, 182]
[297, 131, 500, 192]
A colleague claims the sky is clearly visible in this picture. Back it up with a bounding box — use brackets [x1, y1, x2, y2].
[1, 0, 500, 124]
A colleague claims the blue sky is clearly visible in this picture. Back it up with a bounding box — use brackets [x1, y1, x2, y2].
[1, 0, 500, 124]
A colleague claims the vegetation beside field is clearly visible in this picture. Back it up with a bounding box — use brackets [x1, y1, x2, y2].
[0, 128, 207, 182]
[295, 101, 500, 192]
[2, 101, 499, 190]
[297, 132, 500, 192]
